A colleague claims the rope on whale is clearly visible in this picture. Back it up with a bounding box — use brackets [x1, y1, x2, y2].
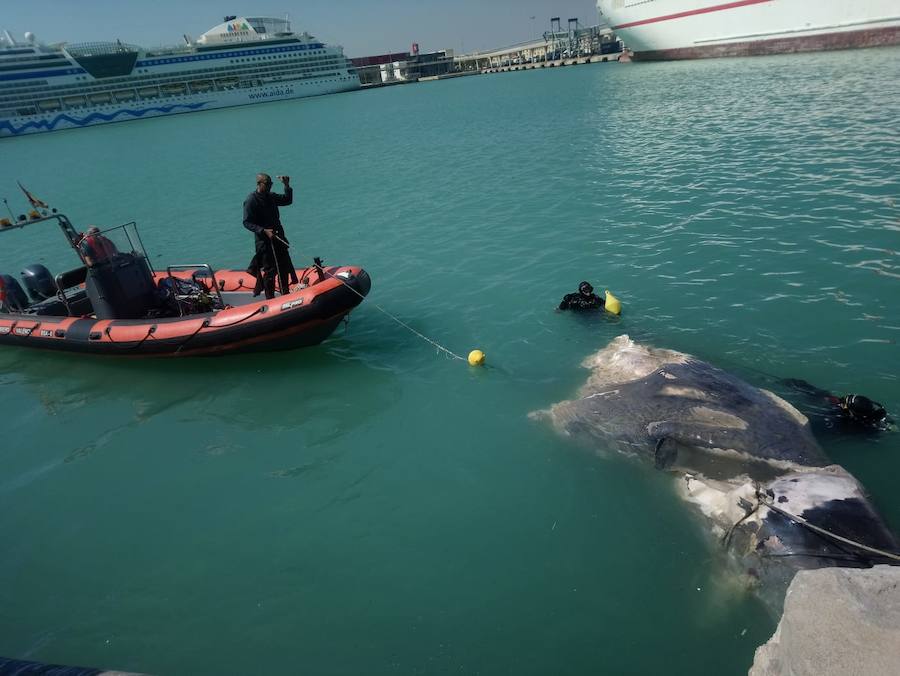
[755, 489, 900, 563]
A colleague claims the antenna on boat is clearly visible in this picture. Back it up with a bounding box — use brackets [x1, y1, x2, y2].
[2, 198, 15, 222]
[2, 29, 16, 46]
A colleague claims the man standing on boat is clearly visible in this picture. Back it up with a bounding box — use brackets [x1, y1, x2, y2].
[243, 173, 295, 299]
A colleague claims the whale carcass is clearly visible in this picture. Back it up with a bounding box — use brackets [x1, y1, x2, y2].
[533, 335, 899, 608]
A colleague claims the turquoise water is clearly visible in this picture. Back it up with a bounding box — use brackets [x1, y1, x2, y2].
[1, 47, 899, 675]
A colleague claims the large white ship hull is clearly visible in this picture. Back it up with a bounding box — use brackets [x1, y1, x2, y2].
[1, 16, 361, 137]
[1, 80, 358, 137]
[596, 0, 900, 60]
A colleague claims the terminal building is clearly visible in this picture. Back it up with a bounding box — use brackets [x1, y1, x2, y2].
[455, 19, 621, 72]
[351, 44, 455, 86]
[350, 17, 622, 86]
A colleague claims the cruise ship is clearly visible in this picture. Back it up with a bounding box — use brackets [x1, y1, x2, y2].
[0, 16, 360, 137]
[596, 0, 900, 60]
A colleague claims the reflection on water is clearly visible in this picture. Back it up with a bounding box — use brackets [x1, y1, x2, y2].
[0, 341, 397, 474]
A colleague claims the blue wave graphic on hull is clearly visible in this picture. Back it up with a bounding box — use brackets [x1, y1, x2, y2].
[0, 101, 213, 136]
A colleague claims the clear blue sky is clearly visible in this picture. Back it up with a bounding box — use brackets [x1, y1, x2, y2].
[4, 1, 601, 57]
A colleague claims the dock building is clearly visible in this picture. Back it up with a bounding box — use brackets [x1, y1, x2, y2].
[349, 18, 622, 87]
[351, 45, 455, 87]
[455, 20, 621, 72]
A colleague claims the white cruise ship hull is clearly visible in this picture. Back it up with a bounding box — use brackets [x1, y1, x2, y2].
[1, 16, 361, 137]
[2, 79, 358, 137]
[596, 0, 900, 60]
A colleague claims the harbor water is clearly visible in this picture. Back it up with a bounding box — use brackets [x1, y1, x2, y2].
[1, 47, 899, 675]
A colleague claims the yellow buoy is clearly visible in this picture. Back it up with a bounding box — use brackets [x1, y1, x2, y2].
[605, 290, 621, 315]
[468, 349, 486, 367]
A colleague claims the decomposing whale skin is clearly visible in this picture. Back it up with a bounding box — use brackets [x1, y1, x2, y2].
[534, 335, 900, 608]
[678, 466, 900, 609]
[537, 335, 828, 472]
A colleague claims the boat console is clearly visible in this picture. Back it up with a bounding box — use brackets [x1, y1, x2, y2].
[0, 213, 157, 319]
[86, 251, 159, 319]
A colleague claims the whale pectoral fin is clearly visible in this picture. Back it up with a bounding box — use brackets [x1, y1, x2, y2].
[648, 420, 742, 453]
[648, 420, 747, 475]
[650, 420, 688, 470]
[654, 437, 679, 470]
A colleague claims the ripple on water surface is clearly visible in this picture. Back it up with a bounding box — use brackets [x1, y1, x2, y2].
[0, 47, 899, 675]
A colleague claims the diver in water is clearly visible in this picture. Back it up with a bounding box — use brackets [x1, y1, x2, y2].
[782, 379, 892, 433]
[559, 281, 605, 311]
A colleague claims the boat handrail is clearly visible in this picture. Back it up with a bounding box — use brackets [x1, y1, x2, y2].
[0, 212, 84, 256]
[165, 264, 225, 310]
[54, 265, 88, 315]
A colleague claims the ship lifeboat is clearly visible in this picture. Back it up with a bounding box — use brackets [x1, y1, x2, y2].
[190, 80, 214, 93]
[88, 91, 113, 104]
[160, 83, 187, 96]
[62, 95, 87, 108]
[0, 214, 371, 357]
[216, 77, 239, 90]
[113, 89, 137, 102]
[37, 98, 62, 111]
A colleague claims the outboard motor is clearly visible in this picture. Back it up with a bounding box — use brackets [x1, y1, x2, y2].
[85, 252, 159, 319]
[21, 264, 56, 302]
[0, 274, 29, 312]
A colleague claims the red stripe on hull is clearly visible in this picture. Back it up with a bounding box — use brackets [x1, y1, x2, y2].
[612, 0, 772, 30]
[632, 25, 900, 60]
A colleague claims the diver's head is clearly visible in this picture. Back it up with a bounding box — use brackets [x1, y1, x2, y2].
[578, 281, 594, 296]
[840, 394, 887, 427]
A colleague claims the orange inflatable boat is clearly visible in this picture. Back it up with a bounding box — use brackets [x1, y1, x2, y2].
[0, 213, 370, 356]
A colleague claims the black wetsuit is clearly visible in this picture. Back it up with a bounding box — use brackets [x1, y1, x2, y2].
[243, 187, 295, 298]
[246, 251, 299, 296]
[782, 379, 891, 435]
[559, 292, 605, 311]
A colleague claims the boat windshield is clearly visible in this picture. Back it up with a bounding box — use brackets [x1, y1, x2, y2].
[76, 221, 151, 267]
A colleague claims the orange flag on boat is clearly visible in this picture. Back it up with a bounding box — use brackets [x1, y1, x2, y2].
[16, 181, 49, 210]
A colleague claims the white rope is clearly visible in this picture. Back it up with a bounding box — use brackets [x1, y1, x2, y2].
[269, 239, 285, 295]
[322, 268, 466, 362]
[370, 302, 467, 361]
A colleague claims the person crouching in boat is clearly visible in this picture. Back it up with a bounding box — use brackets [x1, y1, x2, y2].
[78, 226, 119, 266]
[559, 281, 605, 311]
[242, 173, 298, 299]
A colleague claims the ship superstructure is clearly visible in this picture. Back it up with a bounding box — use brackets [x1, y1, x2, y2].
[0, 16, 360, 137]
[596, 0, 900, 60]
